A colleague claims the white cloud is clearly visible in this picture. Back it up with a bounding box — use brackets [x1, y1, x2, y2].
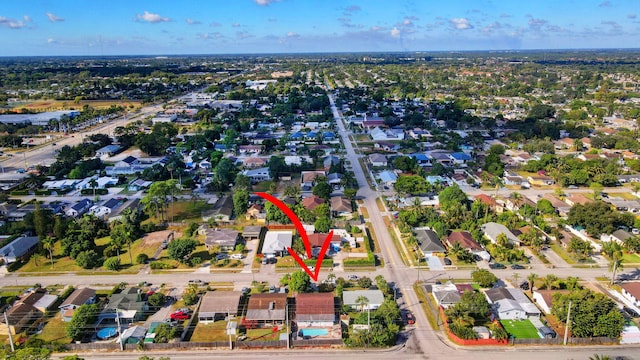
[370, 25, 386, 32]
[46, 12, 64, 22]
[287, 31, 299, 38]
[450, 18, 473, 30]
[255, 0, 280, 6]
[232, 22, 241, 27]
[186, 18, 201, 25]
[135, 11, 170, 23]
[403, 18, 412, 26]
[391, 27, 401, 37]
[47, 38, 56, 43]
[0, 16, 27, 29]
[210, 21, 222, 27]
[628, 14, 637, 19]
[24, 15, 32, 22]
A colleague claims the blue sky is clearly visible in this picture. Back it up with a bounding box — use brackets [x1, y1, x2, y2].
[0, 0, 638, 56]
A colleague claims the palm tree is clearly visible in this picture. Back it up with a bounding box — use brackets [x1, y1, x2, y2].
[609, 252, 624, 285]
[89, 178, 98, 198]
[355, 295, 369, 313]
[542, 274, 558, 290]
[509, 192, 523, 209]
[589, 354, 611, 360]
[527, 273, 538, 295]
[565, 276, 580, 291]
[42, 236, 55, 268]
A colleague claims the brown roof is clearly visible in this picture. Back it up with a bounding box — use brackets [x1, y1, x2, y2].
[6, 302, 40, 324]
[535, 290, 569, 309]
[60, 288, 96, 308]
[199, 291, 242, 315]
[330, 197, 352, 213]
[455, 284, 475, 294]
[566, 193, 592, 206]
[306, 233, 341, 248]
[446, 231, 482, 251]
[622, 282, 640, 300]
[302, 171, 325, 183]
[474, 194, 497, 207]
[248, 293, 287, 309]
[245, 293, 287, 321]
[302, 195, 325, 210]
[295, 293, 335, 322]
[20, 289, 46, 306]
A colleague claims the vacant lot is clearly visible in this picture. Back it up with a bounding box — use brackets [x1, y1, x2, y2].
[500, 319, 541, 339]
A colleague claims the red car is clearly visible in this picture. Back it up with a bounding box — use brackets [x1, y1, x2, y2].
[406, 313, 415, 325]
[170, 311, 189, 320]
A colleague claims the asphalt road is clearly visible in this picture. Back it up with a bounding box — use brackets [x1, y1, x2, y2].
[0, 104, 162, 172]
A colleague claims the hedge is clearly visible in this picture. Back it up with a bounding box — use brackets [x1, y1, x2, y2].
[149, 262, 177, 269]
[80, 188, 108, 195]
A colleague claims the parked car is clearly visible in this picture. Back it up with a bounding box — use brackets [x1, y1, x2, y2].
[170, 311, 189, 320]
[406, 313, 415, 325]
[215, 253, 228, 261]
[489, 263, 506, 269]
[269, 285, 277, 293]
[230, 254, 244, 260]
[188, 279, 204, 285]
[510, 264, 525, 270]
[348, 275, 359, 281]
[443, 258, 452, 266]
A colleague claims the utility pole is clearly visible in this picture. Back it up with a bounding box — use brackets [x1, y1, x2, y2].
[116, 310, 124, 351]
[286, 302, 290, 349]
[4, 311, 15, 352]
[563, 300, 572, 345]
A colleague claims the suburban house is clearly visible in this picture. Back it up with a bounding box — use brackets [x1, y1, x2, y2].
[414, 228, 446, 256]
[295, 293, 336, 328]
[95, 144, 122, 157]
[621, 282, 640, 308]
[19, 288, 58, 314]
[104, 287, 148, 322]
[262, 231, 293, 257]
[342, 289, 384, 311]
[243, 167, 272, 183]
[449, 152, 472, 166]
[202, 195, 234, 223]
[59, 287, 97, 322]
[65, 198, 94, 218]
[527, 175, 555, 186]
[244, 293, 287, 326]
[368, 153, 388, 167]
[242, 157, 267, 169]
[245, 204, 266, 223]
[1, 302, 40, 336]
[115, 156, 139, 168]
[330, 196, 353, 217]
[301, 171, 326, 191]
[532, 290, 569, 315]
[378, 171, 398, 186]
[242, 226, 264, 241]
[198, 291, 242, 324]
[601, 229, 634, 244]
[564, 193, 592, 207]
[606, 198, 640, 213]
[119, 325, 147, 345]
[0, 235, 40, 264]
[446, 231, 491, 261]
[302, 195, 325, 211]
[431, 282, 474, 309]
[200, 228, 240, 252]
[481, 222, 520, 246]
[484, 287, 540, 320]
[0, 288, 57, 335]
[128, 179, 153, 191]
[90, 198, 123, 219]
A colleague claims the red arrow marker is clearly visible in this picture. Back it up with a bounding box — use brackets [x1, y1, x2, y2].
[256, 192, 334, 281]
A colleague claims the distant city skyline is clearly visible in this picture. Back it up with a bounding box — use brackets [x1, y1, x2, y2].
[1, 0, 638, 56]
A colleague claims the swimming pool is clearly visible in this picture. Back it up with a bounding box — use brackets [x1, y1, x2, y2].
[97, 327, 117, 340]
[300, 328, 329, 337]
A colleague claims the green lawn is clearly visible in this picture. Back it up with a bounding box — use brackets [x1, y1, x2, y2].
[35, 313, 71, 344]
[622, 253, 640, 264]
[500, 319, 541, 339]
[189, 320, 229, 341]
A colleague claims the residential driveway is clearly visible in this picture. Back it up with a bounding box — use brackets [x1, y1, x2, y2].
[426, 256, 444, 271]
[240, 239, 259, 274]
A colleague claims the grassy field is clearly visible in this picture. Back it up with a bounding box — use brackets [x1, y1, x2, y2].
[189, 320, 229, 342]
[500, 319, 541, 339]
[623, 253, 640, 264]
[35, 313, 71, 344]
[245, 327, 286, 341]
[9, 99, 142, 112]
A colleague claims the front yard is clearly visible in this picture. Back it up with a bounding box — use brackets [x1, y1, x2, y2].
[500, 319, 540, 339]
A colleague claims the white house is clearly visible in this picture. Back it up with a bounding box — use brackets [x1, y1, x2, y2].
[342, 290, 384, 311]
[494, 299, 527, 320]
[262, 231, 293, 257]
[243, 167, 271, 183]
[368, 153, 387, 167]
[622, 283, 640, 307]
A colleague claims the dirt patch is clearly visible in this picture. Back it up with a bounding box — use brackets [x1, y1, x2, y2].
[142, 230, 182, 246]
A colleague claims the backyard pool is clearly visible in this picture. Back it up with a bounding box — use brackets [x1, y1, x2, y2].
[300, 328, 329, 337]
[97, 327, 117, 340]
